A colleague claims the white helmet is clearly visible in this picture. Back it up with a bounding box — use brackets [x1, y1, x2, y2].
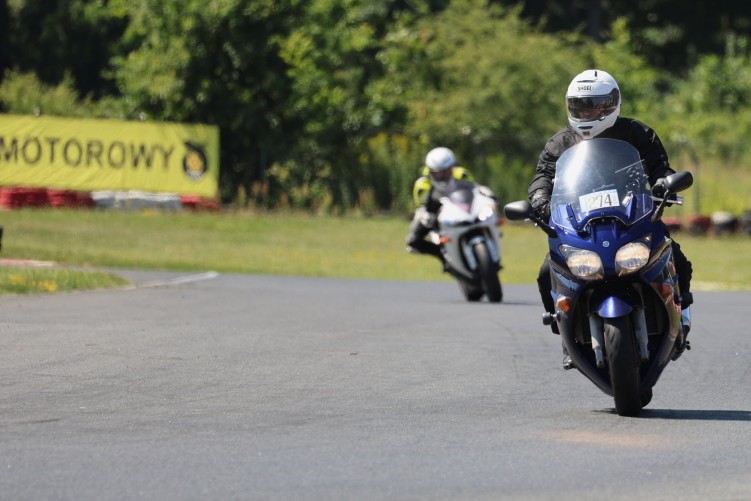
[566, 69, 621, 139]
[425, 147, 456, 185]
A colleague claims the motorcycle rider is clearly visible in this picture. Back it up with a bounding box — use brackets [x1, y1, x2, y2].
[406, 147, 477, 268]
[528, 69, 693, 366]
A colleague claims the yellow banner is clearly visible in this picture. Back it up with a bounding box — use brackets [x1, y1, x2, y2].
[0, 114, 219, 197]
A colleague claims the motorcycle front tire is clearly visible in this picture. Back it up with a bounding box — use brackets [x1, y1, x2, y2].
[474, 241, 502, 303]
[457, 276, 484, 302]
[603, 315, 642, 416]
[640, 387, 653, 407]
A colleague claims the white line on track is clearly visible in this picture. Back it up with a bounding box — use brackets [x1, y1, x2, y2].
[137, 271, 219, 288]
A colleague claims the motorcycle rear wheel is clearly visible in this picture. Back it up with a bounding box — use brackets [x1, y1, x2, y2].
[604, 316, 642, 416]
[474, 241, 502, 303]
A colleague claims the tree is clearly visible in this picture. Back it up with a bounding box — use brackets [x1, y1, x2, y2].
[511, 0, 751, 74]
[381, 1, 588, 158]
[2, 0, 749, 212]
[106, 0, 303, 201]
[0, 0, 9, 80]
[6, 0, 124, 97]
[274, 0, 425, 209]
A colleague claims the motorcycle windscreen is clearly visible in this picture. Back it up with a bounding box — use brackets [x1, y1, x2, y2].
[446, 182, 474, 213]
[437, 180, 477, 224]
[550, 138, 654, 231]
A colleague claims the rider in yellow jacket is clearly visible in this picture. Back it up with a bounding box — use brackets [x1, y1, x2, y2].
[406, 147, 476, 268]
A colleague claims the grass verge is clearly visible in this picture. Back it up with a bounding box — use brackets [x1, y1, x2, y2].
[0, 265, 130, 295]
[0, 208, 749, 293]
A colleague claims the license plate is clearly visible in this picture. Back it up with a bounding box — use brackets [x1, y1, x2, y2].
[579, 189, 620, 211]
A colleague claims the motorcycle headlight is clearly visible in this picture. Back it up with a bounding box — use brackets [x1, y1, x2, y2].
[615, 235, 652, 276]
[559, 244, 603, 280]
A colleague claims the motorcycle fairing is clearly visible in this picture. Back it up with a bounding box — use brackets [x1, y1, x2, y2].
[596, 294, 633, 318]
[550, 239, 681, 394]
[436, 180, 501, 280]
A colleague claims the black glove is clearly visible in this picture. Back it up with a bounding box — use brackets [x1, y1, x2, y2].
[651, 178, 668, 198]
[531, 190, 551, 222]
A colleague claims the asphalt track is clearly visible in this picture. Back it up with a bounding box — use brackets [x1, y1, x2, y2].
[1, 271, 749, 500]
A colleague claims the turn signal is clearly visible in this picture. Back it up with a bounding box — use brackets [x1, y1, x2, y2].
[556, 296, 572, 313]
[652, 281, 673, 299]
[439, 236, 451, 244]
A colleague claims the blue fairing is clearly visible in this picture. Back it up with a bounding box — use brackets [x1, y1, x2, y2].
[548, 139, 666, 278]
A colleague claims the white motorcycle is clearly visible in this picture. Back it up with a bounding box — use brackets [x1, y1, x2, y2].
[430, 180, 503, 302]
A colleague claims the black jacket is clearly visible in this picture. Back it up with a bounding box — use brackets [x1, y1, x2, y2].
[528, 117, 675, 199]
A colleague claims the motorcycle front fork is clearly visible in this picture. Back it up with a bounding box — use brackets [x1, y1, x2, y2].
[588, 309, 650, 368]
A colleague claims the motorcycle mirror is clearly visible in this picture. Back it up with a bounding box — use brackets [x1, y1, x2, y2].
[665, 171, 693, 193]
[504, 199, 558, 237]
[503, 200, 533, 221]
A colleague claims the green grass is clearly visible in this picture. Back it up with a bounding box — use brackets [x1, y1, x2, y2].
[0, 208, 749, 291]
[0, 266, 129, 295]
[0, 208, 547, 283]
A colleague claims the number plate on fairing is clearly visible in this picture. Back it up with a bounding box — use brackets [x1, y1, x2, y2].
[579, 189, 620, 212]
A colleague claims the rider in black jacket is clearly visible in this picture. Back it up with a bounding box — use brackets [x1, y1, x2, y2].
[528, 69, 693, 364]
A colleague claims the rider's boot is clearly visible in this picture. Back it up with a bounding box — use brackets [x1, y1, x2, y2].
[681, 305, 692, 336]
[419, 243, 448, 272]
[672, 303, 692, 361]
[439, 254, 449, 272]
[562, 346, 575, 370]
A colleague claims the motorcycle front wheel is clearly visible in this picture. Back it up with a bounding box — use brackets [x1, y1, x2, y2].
[604, 316, 642, 416]
[474, 241, 502, 303]
[457, 276, 484, 302]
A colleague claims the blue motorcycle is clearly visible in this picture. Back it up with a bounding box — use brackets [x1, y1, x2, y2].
[505, 139, 693, 416]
